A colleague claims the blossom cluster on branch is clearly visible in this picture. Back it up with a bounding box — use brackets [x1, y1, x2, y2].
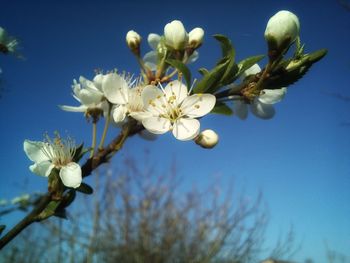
[0, 10, 327, 249]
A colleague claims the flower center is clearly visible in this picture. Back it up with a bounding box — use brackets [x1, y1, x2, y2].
[41, 133, 76, 167]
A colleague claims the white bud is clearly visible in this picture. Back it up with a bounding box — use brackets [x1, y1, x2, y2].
[264, 10, 300, 50]
[189, 27, 204, 48]
[164, 20, 188, 50]
[126, 30, 141, 50]
[195, 129, 219, 149]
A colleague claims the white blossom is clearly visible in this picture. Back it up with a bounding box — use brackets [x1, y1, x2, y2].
[235, 64, 287, 120]
[133, 80, 216, 141]
[23, 135, 82, 188]
[60, 74, 107, 115]
[102, 72, 145, 123]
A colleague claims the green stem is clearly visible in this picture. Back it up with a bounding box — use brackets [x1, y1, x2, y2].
[98, 108, 111, 150]
[90, 121, 97, 158]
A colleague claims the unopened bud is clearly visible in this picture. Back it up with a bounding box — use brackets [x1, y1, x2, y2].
[264, 10, 300, 53]
[126, 30, 141, 53]
[195, 129, 219, 149]
[189, 27, 204, 49]
[164, 20, 188, 50]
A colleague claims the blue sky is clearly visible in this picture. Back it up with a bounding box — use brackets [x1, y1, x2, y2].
[1, 0, 350, 261]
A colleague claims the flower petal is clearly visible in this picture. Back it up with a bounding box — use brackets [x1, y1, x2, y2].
[30, 161, 54, 177]
[77, 88, 103, 105]
[59, 105, 88, 112]
[233, 100, 248, 120]
[23, 140, 50, 163]
[258, 88, 287, 104]
[181, 94, 216, 118]
[129, 111, 153, 122]
[188, 51, 199, 64]
[142, 116, 171, 134]
[251, 100, 275, 119]
[147, 33, 161, 50]
[141, 85, 165, 115]
[112, 105, 128, 123]
[59, 162, 82, 188]
[241, 64, 261, 79]
[93, 74, 104, 91]
[143, 51, 158, 71]
[102, 73, 129, 104]
[164, 80, 188, 105]
[172, 118, 200, 141]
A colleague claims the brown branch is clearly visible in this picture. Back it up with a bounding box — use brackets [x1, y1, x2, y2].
[0, 119, 144, 250]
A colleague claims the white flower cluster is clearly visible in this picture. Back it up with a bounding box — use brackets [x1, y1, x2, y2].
[23, 10, 321, 190]
[126, 20, 204, 71]
[61, 72, 216, 141]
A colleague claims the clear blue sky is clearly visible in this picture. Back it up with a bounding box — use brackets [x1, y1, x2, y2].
[1, 0, 349, 262]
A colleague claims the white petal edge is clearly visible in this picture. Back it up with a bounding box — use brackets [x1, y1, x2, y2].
[59, 162, 82, 188]
[172, 118, 200, 141]
[29, 161, 54, 177]
[142, 116, 171, 134]
[59, 105, 88, 112]
[112, 105, 128, 123]
[181, 94, 216, 118]
[258, 88, 287, 104]
[143, 51, 158, 71]
[241, 64, 261, 79]
[233, 100, 248, 120]
[147, 33, 161, 50]
[24, 140, 50, 163]
[102, 73, 129, 104]
[251, 101, 275, 119]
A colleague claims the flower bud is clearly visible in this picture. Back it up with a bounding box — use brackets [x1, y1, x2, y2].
[264, 10, 300, 52]
[164, 20, 188, 50]
[126, 30, 141, 52]
[189, 27, 204, 48]
[194, 129, 219, 149]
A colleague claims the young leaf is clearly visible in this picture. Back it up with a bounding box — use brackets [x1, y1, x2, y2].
[76, 183, 94, 195]
[263, 49, 327, 89]
[166, 59, 191, 88]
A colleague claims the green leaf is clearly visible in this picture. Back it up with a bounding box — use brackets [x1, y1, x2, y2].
[76, 183, 94, 195]
[213, 34, 235, 58]
[236, 55, 265, 78]
[166, 59, 191, 88]
[194, 35, 238, 94]
[198, 68, 209, 76]
[213, 35, 238, 86]
[211, 102, 233, 115]
[263, 49, 327, 89]
[193, 60, 229, 93]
